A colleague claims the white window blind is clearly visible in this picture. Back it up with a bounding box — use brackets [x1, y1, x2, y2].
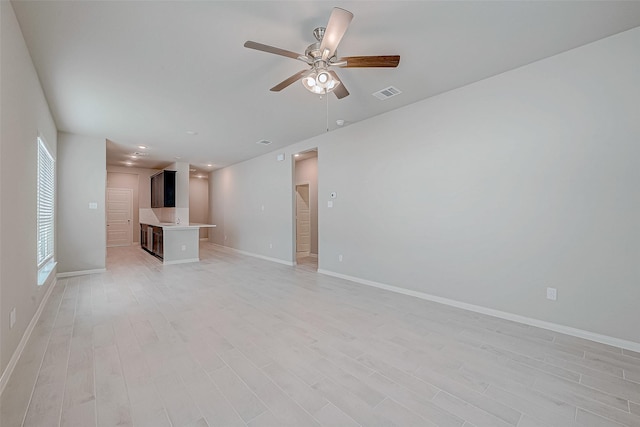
[37, 137, 55, 268]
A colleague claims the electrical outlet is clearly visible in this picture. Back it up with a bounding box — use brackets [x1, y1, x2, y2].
[328, 201, 333, 208]
[546, 287, 557, 301]
[338, 254, 343, 262]
[10, 307, 16, 329]
[269, 243, 273, 249]
[181, 245, 186, 251]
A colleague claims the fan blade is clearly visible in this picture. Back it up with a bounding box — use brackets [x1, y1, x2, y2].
[328, 71, 349, 99]
[270, 69, 310, 92]
[319, 8, 353, 59]
[336, 55, 400, 68]
[244, 41, 303, 60]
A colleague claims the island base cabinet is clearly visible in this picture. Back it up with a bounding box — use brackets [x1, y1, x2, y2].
[140, 223, 212, 265]
[163, 228, 199, 264]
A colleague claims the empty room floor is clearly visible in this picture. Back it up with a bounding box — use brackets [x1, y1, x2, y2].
[295, 254, 318, 272]
[2, 243, 640, 427]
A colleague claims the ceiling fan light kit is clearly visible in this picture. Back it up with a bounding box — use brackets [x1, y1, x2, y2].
[302, 68, 340, 94]
[244, 7, 400, 99]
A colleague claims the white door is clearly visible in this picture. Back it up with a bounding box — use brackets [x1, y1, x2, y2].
[296, 184, 311, 256]
[107, 188, 133, 247]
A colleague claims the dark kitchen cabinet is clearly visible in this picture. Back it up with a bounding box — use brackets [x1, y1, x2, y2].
[151, 170, 176, 208]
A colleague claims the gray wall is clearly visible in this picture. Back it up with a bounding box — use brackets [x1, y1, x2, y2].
[107, 165, 156, 209]
[295, 156, 318, 255]
[189, 176, 209, 239]
[209, 154, 293, 262]
[57, 133, 106, 274]
[0, 1, 58, 376]
[210, 27, 640, 345]
[209, 168, 225, 244]
[173, 162, 189, 210]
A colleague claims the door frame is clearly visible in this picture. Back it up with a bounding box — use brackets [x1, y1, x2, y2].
[291, 148, 318, 266]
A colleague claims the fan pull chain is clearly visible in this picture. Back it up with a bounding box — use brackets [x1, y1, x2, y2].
[326, 92, 329, 132]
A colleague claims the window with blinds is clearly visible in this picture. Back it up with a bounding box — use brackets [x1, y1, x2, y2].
[37, 137, 55, 268]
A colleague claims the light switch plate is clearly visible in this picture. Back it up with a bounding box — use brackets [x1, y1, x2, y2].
[89, 202, 98, 209]
[328, 201, 333, 208]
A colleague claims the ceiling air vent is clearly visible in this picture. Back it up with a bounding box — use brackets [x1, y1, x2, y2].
[256, 139, 272, 145]
[373, 86, 402, 100]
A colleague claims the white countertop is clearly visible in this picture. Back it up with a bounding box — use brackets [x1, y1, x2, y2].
[141, 222, 216, 230]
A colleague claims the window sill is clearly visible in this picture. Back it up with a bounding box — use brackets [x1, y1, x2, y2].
[38, 260, 57, 286]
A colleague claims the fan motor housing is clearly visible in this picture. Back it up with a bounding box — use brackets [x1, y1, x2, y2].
[305, 42, 337, 63]
[306, 27, 338, 62]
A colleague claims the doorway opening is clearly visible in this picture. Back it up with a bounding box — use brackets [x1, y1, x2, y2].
[293, 148, 318, 271]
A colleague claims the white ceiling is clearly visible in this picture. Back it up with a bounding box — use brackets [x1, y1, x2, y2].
[12, 1, 640, 171]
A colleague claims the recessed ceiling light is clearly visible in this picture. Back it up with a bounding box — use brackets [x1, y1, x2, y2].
[294, 154, 300, 157]
[131, 155, 138, 159]
[336, 119, 345, 126]
[124, 161, 133, 166]
[207, 164, 213, 167]
[138, 145, 147, 150]
[189, 168, 196, 172]
[175, 156, 181, 160]
[186, 130, 199, 135]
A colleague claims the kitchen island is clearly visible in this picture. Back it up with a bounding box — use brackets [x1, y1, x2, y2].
[140, 222, 215, 264]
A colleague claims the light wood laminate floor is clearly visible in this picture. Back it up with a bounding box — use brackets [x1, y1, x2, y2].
[2, 243, 639, 426]
[295, 255, 318, 273]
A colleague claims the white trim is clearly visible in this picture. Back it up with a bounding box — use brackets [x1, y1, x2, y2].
[0, 278, 57, 396]
[317, 269, 640, 353]
[56, 268, 106, 278]
[212, 244, 294, 266]
[163, 258, 200, 265]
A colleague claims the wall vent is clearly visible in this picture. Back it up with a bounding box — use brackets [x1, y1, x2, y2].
[256, 139, 272, 145]
[373, 86, 402, 100]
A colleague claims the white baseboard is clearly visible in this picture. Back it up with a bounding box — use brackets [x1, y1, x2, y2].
[163, 258, 199, 265]
[212, 244, 294, 266]
[56, 268, 106, 278]
[0, 277, 57, 396]
[317, 269, 640, 353]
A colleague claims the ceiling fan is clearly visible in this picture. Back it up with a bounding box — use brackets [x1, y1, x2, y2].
[244, 7, 400, 99]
